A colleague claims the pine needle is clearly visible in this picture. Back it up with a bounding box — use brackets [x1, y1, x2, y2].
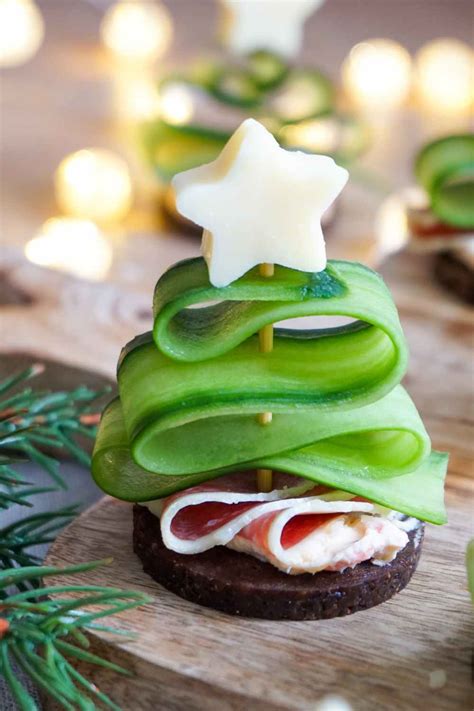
[0, 562, 151, 710]
[0, 366, 146, 710]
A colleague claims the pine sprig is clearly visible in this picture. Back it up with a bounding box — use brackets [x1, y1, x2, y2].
[0, 364, 105, 499]
[0, 364, 106, 573]
[0, 364, 149, 709]
[0, 561, 151, 711]
[0, 508, 78, 575]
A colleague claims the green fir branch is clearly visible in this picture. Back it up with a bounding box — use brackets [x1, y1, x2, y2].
[0, 364, 106, 573]
[0, 365, 148, 709]
[0, 508, 78, 572]
[0, 563, 151, 710]
[0, 364, 106, 507]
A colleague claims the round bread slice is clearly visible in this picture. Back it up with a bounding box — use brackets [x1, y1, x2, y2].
[133, 504, 424, 620]
[434, 250, 474, 305]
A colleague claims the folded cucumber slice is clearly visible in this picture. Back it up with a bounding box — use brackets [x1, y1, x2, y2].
[280, 115, 371, 162]
[152, 259, 406, 367]
[110, 260, 426, 481]
[118, 346, 430, 479]
[141, 121, 231, 182]
[247, 50, 289, 90]
[92, 398, 446, 525]
[415, 134, 474, 229]
[92, 257, 445, 523]
[467, 540, 474, 603]
[209, 68, 263, 108]
[335, 115, 372, 162]
[268, 69, 335, 123]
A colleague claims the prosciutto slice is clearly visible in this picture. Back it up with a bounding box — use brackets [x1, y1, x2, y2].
[145, 472, 410, 575]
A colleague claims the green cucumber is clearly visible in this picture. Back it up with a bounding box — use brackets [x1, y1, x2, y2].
[92, 257, 446, 522]
[115, 260, 428, 478]
[467, 539, 474, 603]
[152, 259, 405, 367]
[209, 68, 263, 108]
[415, 134, 474, 229]
[268, 69, 334, 123]
[267, 447, 447, 525]
[102, 258, 411, 476]
[141, 121, 231, 182]
[334, 115, 372, 162]
[279, 115, 371, 163]
[111, 350, 431, 478]
[247, 50, 288, 90]
[91, 398, 446, 525]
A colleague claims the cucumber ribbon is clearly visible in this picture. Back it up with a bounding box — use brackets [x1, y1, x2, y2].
[415, 134, 474, 229]
[92, 259, 447, 523]
[142, 116, 368, 183]
[142, 56, 364, 182]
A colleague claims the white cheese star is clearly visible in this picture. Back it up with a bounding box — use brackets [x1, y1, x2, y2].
[172, 118, 348, 287]
[220, 0, 325, 58]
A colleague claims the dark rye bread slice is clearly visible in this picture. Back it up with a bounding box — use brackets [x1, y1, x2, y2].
[133, 504, 424, 620]
[433, 251, 474, 305]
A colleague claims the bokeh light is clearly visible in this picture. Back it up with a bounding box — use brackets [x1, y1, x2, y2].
[415, 38, 474, 114]
[342, 39, 412, 109]
[158, 83, 194, 125]
[114, 70, 162, 122]
[0, 0, 44, 68]
[55, 149, 133, 224]
[374, 191, 410, 258]
[101, 0, 173, 63]
[25, 218, 113, 281]
[280, 118, 339, 153]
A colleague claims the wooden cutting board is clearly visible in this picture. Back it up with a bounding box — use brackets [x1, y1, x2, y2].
[37, 249, 473, 710]
[45, 490, 472, 711]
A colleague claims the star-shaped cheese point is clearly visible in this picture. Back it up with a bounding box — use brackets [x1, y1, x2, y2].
[220, 0, 325, 58]
[172, 118, 348, 288]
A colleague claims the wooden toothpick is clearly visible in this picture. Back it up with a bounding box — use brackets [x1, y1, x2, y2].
[256, 262, 274, 493]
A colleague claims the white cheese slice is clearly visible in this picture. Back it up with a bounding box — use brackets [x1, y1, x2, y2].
[220, 0, 326, 58]
[172, 119, 348, 287]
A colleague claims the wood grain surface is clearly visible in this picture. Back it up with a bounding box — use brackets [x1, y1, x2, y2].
[44, 492, 472, 711]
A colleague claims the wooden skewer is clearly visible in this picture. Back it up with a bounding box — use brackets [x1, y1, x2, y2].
[256, 262, 274, 493]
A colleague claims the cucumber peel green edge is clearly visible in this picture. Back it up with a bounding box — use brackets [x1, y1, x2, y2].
[92, 258, 448, 524]
[466, 539, 474, 603]
[91, 397, 447, 524]
[415, 134, 474, 229]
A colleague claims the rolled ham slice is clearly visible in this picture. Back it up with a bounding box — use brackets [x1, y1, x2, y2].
[145, 472, 409, 575]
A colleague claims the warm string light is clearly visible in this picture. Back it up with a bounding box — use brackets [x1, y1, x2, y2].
[101, 0, 173, 64]
[25, 218, 113, 281]
[158, 83, 194, 125]
[55, 149, 133, 224]
[342, 39, 412, 109]
[113, 67, 162, 123]
[0, 0, 44, 67]
[414, 38, 474, 115]
[374, 192, 410, 259]
[113, 69, 194, 126]
[269, 76, 323, 121]
[18, 1, 184, 286]
[280, 118, 340, 153]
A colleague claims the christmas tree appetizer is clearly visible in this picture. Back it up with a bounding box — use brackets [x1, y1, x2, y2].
[92, 119, 448, 620]
[141, 0, 368, 208]
[408, 134, 474, 304]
